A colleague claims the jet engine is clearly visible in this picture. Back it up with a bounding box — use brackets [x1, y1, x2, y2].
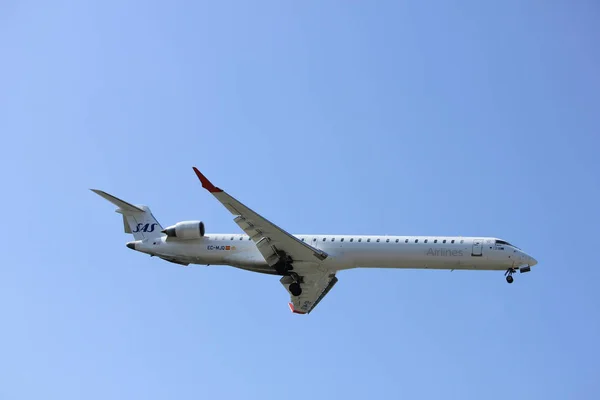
[162, 221, 205, 239]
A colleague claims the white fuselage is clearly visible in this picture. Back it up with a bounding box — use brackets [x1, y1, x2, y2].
[132, 234, 536, 275]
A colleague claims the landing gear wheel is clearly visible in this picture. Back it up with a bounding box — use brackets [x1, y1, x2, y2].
[289, 282, 302, 296]
[506, 275, 514, 284]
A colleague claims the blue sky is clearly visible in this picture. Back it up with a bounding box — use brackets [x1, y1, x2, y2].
[1, 1, 599, 399]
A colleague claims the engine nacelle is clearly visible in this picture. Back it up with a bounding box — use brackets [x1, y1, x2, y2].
[162, 221, 205, 239]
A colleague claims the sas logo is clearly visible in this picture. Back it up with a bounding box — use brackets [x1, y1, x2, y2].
[133, 223, 158, 233]
[207, 245, 236, 251]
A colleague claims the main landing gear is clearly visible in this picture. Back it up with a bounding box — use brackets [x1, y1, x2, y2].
[289, 282, 302, 296]
[504, 268, 516, 284]
[288, 272, 303, 296]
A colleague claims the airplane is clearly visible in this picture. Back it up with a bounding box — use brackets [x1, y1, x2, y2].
[92, 167, 538, 315]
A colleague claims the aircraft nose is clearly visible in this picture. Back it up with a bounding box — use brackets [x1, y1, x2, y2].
[528, 255, 537, 266]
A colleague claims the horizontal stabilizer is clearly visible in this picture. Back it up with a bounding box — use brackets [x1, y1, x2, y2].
[90, 189, 145, 213]
[92, 189, 164, 240]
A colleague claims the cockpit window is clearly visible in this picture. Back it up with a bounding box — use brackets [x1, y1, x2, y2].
[496, 240, 520, 249]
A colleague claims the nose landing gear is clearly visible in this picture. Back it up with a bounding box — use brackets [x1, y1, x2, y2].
[504, 268, 516, 284]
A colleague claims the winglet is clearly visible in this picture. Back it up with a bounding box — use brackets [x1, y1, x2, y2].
[192, 167, 223, 193]
[288, 302, 307, 315]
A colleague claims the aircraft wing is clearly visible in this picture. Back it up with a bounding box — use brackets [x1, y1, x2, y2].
[192, 168, 328, 272]
[282, 271, 338, 314]
[193, 167, 336, 314]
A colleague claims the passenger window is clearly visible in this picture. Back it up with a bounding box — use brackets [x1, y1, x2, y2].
[341, 238, 344, 242]
[313, 238, 317, 242]
[376, 239, 380, 243]
[460, 239, 464, 244]
[350, 238, 354, 242]
[451, 240, 455, 244]
[386, 239, 390, 243]
[301, 238, 305, 242]
[323, 238, 326, 241]
[415, 239, 419, 243]
[367, 239, 371, 242]
[434, 239, 437, 243]
[240, 237, 243, 240]
[405, 239, 408, 243]
[424, 239, 428, 243]
[331, 238, 335, 242]
[395, 239, 399, 243]
[358, 238, 362, 242]
[443, 239, 446, 243]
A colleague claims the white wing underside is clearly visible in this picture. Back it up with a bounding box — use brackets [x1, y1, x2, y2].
[282, 272, 338, 314]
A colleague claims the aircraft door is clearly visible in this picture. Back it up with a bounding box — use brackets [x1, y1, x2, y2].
[472, 238, 483, 257]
